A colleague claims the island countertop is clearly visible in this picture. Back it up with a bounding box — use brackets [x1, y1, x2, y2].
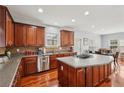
[57, 54, 114, 68]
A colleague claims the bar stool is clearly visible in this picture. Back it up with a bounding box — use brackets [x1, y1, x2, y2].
[113, 52, 119, 72]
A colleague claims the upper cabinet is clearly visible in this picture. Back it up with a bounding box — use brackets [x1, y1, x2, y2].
[36, 27, 45, 46]
[60, 30, 74, 47]
[14, 23, 45, 47]
[0, 6, 14, 47]
[6, 11, 14, 47]
[26, 26, 36, 46]
[15, 23, 27, 46]
[0, 6, 6, 47]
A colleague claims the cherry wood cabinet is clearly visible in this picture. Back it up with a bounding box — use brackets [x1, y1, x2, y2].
[0, 6, 6, 47]
[68, 66, 77, 87]
[104, 64, 108, 79]
[99, 65, 105, 82]
[58, 61, 68, 87]
[50, 52, 76, 69]
[26, 26, 36, 46]
[107, 63, 111, 76]
[0, 6, 14, 47]
[69, 31, 74, 46]
[76, 68, 85, 87]
[22, 57, 37, 76]
[61, 30, 74, 47]
[58, 61, 85, 87]
[93, 66, 99, 86]
[36, 27, 45, 46]
[15, 23, 27, 46]
[14, 23, 45, 47]
[50, 54, 58, 69]
[86, 67, 93, 87]
[6, 11, 14, 47]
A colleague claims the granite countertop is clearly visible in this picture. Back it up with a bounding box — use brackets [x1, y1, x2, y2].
[0, 56, 21, 87]
[57, 54, 114, 68]
[0, 54, 39, 87]
[0, 52, 75, 87]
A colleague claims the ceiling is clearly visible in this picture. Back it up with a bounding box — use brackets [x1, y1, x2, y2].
[7, 5, 124, 35]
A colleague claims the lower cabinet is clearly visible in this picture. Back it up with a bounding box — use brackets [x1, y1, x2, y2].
[58, 61, 68, 87]
[86, 67, 93, 87]
[50, 52, 76, 69]
[92, 66, 99, 86]
[58, 61, 85, 87]
[104, 64, 108, 79]
[21, 56, 37, 76]
[99, 65, 104, 82]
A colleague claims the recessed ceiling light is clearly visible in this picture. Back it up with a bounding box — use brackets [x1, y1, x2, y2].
[84, 11, 90, 16]
[71, 19, 76, 22]
[91, 25, 95, 28]
[38, 8, 43, 13]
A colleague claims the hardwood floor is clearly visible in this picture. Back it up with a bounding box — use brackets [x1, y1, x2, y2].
[20, 69, 59, 87]
[20, 59, 124, 87]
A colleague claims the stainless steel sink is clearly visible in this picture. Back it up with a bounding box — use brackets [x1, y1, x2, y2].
[0, 56, 10, 64]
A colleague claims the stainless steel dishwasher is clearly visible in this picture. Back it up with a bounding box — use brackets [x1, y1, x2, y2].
[37, 55, 50, 72]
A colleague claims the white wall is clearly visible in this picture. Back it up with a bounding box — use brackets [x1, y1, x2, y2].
[101, 32, 124, 48]
[74, 31, 101, 54]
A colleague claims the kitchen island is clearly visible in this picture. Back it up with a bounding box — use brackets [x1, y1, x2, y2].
[57, 54, 114, 87]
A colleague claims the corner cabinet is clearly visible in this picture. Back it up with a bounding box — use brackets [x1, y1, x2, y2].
[60, 30, 74, 47]
[6, 11, 14, 47]
[0, 6, 14, 47]
[14, 23, 45, 47]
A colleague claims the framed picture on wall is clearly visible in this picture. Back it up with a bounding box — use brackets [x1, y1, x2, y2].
[83, 38, 89, 45]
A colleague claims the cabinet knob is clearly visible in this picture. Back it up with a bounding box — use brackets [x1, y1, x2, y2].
[61, 66, 63, 71]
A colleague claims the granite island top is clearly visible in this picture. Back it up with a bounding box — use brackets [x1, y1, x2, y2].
[57, 54, 114, 68]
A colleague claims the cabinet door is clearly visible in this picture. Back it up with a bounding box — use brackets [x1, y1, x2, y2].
[0, 6, 5, 47]
[104, 64, 108, 79]
[6, 11, 14, 47]
[93, 66, 99, 86]
[15, 23, 27, 46]
[68, 66, 77, 87]
[107, 63, 111, 76]
[27, 26, 36, 46]
[69, 31, 74, 46]
[36, 27, 45, 46]
[50, 55, 58, 69]
[61, 31, 69, 47]
[77, 68, 85, 87]
[23, 57, 37, 76]
[86, 67, 93, 87]
[58, 61, 68, 87]
[99, 65, 104, 82]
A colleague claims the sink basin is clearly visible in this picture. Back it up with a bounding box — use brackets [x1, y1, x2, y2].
[77, 54, 92, 59]
[0, 56, 9, 64]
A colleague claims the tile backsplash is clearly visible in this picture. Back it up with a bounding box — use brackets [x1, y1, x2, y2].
[0, 48, 6, 55]
[0, 46, 73, 55]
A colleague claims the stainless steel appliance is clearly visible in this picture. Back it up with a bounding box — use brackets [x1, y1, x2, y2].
[37, 55, 50, 72]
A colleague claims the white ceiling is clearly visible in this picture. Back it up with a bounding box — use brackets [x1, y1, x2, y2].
[7, 5, 124, 35]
